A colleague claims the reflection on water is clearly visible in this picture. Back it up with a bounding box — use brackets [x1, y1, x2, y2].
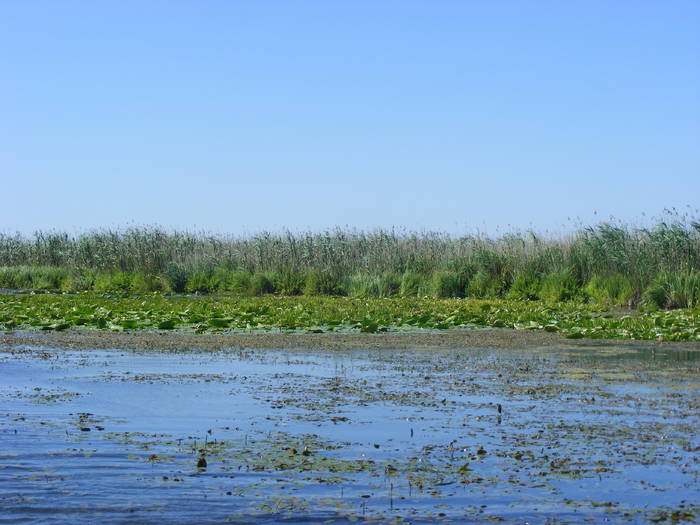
[1, 341, 698, 524]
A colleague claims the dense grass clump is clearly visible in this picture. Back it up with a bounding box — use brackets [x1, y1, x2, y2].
[643, 270, 700, 309]
[1, 216, 699, 308]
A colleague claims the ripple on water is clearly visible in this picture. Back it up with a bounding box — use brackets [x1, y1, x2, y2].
[0, 343, 698, 523]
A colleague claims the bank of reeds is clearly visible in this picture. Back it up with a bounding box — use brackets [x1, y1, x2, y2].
[1, 219, 699, 308]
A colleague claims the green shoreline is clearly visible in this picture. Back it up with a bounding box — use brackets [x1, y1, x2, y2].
[2, 220, 700, 310]
[1, 294, 699, 341]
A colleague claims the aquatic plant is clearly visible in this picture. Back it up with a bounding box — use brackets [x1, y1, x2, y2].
[0, 214, 698, 303]
[303, 271, 346, 296]
[643, 270, 700, 309]
[583, 273, 634, 306]
[507, 272, 541, 301]
[1, 294, 698, 341]
[248, 273, 275, 296]
[398, 272, 424, 297]
[430, 271, 464, 298]
[539, 268, 580, 303]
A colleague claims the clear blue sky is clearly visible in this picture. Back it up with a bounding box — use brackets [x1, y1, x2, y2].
[2, 1, 699, 235]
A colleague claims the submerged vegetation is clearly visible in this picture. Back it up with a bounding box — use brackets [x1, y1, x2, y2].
[1, 217, 699, 310]
[1, 294, 698, 341]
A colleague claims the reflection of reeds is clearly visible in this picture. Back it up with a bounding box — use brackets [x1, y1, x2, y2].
[0, 216, 699, 306]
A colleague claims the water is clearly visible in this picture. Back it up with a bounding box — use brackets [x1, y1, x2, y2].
[1, 341, 698, 523]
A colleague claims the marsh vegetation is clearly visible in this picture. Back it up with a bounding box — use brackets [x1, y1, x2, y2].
[2, 218, 699, 523]
[1, 218, 699, 310]
[1, 294, 699, 341]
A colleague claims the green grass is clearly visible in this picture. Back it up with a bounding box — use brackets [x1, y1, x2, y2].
[583, 274, 635, 306]
[1, 216, 699, 307]
[643, 269, 700, 309]
[4, 263, 698, 309]
[1, 294, 698, 341]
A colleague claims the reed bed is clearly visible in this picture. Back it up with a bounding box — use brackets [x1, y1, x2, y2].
[1, 219, 699, 308]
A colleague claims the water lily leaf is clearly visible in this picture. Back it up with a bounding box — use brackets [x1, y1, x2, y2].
[208, 317, 231, 328]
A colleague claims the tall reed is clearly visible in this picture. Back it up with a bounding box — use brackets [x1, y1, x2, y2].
[1, 216, 698, 306]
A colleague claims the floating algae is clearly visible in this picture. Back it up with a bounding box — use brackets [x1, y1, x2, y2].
[0, 341, 698, 523]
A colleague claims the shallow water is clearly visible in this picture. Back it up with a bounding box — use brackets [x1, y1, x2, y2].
[1, 341, 698, 524]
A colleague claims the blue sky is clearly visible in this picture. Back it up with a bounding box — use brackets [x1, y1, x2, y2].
[2, 1, 698, 235]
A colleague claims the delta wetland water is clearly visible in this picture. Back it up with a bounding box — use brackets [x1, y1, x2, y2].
[1, 334, 699, 524]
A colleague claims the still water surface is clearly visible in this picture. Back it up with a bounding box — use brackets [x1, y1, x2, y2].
[1, 341, 698, 523]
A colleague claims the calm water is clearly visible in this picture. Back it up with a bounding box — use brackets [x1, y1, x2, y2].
[1, 340, 698, 524]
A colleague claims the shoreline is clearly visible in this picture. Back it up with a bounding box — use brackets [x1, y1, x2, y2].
[3, 328, 699, 353]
